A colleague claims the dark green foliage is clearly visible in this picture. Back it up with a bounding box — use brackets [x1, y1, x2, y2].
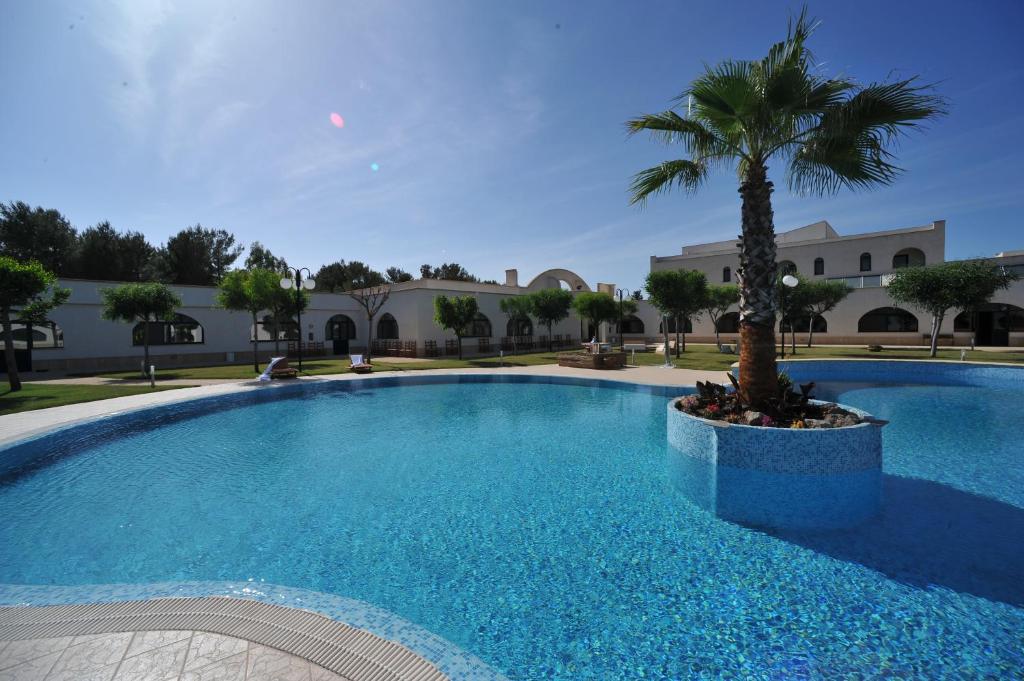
[100, 282, 182, 376]
[386, 266, 413, 283]
[244, 242, 288, 273]
[0, 201, 78, 273]
[161, 225, 243, 285]
[420, 263, 481, 282]
[314, 260, 387, 292]
[433, 295, 479, 359]
[0, 257, 70, 390]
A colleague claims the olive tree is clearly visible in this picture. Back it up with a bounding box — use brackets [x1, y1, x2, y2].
[499, 296, 533, 354]
[528, 288, 573, 351]
[216, 269, 279, 373]
[803, 279, 851, 347]
[0, 257, 70, 391]
[433, 294, 479, 359]
[887, 261, 1014, 357]
[100, 282, 182, 377]
[701, 285, 740, 349]
[643, 270, 707, 356]
[570, 292, 620, 343]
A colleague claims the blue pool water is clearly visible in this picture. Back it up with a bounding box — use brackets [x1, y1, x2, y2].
[1, 377, 1023, 679]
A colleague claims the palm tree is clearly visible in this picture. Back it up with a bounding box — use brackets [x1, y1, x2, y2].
[627, 8, 943, 408]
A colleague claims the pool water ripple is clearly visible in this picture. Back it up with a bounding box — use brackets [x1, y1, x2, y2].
[0, 378, 1022, 679]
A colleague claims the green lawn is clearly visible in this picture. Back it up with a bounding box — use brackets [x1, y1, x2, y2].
[88, 344, 1024, 383]
[0, 384, 187, 415]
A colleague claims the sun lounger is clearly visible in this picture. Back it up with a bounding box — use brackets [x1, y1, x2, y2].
[350, 354, 372, 374]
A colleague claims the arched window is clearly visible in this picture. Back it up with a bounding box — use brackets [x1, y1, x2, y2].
[325, 314, 357, 340]
[659, 317, 693, 334]
[716, 312, 740, 333]
[722, 266, 731, 282]
[778, 260, 797, 275]
[859, 253, 872, 272]
[858, 307, 918, 333]
[470, 313, 492, 338]
[892, 248, 926, 269]
[506, 317, 533, 336]
[617, 315, 645, 334]
[780, 315, 827, 333]
[2, 320, 64, 349]
[813, 257, 824, 275]
[377, 313, 399, 340]
[134, 314, 204, 346]
[251, 315, 297, 342]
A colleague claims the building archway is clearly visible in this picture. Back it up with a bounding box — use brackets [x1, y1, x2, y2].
[892, 248, 926, 269]
[525, 268, 591, 292]
[326, 314, 357, 354]
[506, 317, 533, 337]
[470, 313, 492, 338]
[376, 313, 399, 340]
[617, 315, 645, 335]
[954, 303, 1023, 346]
[135, 313, 204, 345]
[659, 317, 693, 334]
[716, 312, 740, 334]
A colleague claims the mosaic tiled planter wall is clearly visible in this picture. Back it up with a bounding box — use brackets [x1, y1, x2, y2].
[667, 398, 884, 529]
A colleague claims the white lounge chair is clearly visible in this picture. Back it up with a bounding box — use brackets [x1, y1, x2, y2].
[349, 354, 372, 374]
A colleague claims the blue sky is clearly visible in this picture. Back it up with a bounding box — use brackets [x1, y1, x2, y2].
[1, 1, 1022, 289]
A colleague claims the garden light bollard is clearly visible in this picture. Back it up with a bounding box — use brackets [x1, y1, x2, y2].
[149, 364, 155, 388]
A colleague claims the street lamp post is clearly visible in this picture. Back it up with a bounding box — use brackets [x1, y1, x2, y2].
[779, 274, 799, 359]
[280, 267, 316, 372]
[616, 287, 632, 350]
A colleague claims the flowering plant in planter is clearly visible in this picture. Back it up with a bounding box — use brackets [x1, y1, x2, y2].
[677, 373, 863, 429]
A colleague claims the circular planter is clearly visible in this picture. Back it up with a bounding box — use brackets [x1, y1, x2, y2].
[667, 398, 884, 529]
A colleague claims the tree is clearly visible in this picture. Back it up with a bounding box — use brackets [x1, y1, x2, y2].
[499, 296, 533, 354]
[163, 225, 242, 285]
[627, 8, 943, 407]
[571, 292, 620, 343]
[245, 242, 287, 272]
[266, 285, 308, 356]
[348, 285, 390, 361]
[528, 288, 573, 351]
[776, 273, 817, 355]
[0, 201, 77, 274]
[433, 295, 478, 359]
[71, 222, 156, 282]
[702, 285, 740, 349]
[888, 261, 1014, 357]
[314, 260, 386, 292]
[0, 257, 70, 391]
[630, 289, 643, 301]
[217, 269, 279, 373]
[386, 266, 413, 283]
[643, 270, 707, 355]
[803, 279, 851, 347]
[420, 263, 480, 282]
[100, 282, 182, 377]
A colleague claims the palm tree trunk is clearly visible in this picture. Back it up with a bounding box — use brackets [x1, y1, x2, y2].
[2, 308, 22, 392]
[736, 162, 779, 408]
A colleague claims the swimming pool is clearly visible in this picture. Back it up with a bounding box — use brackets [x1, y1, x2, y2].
[1, 371, 1022, 679]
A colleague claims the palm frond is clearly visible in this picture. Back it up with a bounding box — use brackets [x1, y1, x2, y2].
[816, 78, 947, 142]
[787, 132, 899, 195]
[625, 111, 733, 160]
[629, 160, 708, 205]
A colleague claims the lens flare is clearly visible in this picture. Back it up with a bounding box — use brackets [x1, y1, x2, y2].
[329, 113, 345, 128]
[370, 163, 379, 172]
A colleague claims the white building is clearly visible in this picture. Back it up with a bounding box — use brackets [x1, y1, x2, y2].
[10, 268, 601, 373]
[6, 219, 1024, 374]
[637, 219, 1024, 347]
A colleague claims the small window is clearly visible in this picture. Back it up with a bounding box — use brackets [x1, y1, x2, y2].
[859, 253, 872, 272]
[134, 314, 204, 346]
[722, 266, 731, 282]
[813, 258, 824, 275]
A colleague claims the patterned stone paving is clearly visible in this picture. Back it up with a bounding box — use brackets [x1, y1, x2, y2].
[0, 631, 346, 681]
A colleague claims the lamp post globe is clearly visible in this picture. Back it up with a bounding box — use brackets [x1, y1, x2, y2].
[780, 274, 799, 359]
